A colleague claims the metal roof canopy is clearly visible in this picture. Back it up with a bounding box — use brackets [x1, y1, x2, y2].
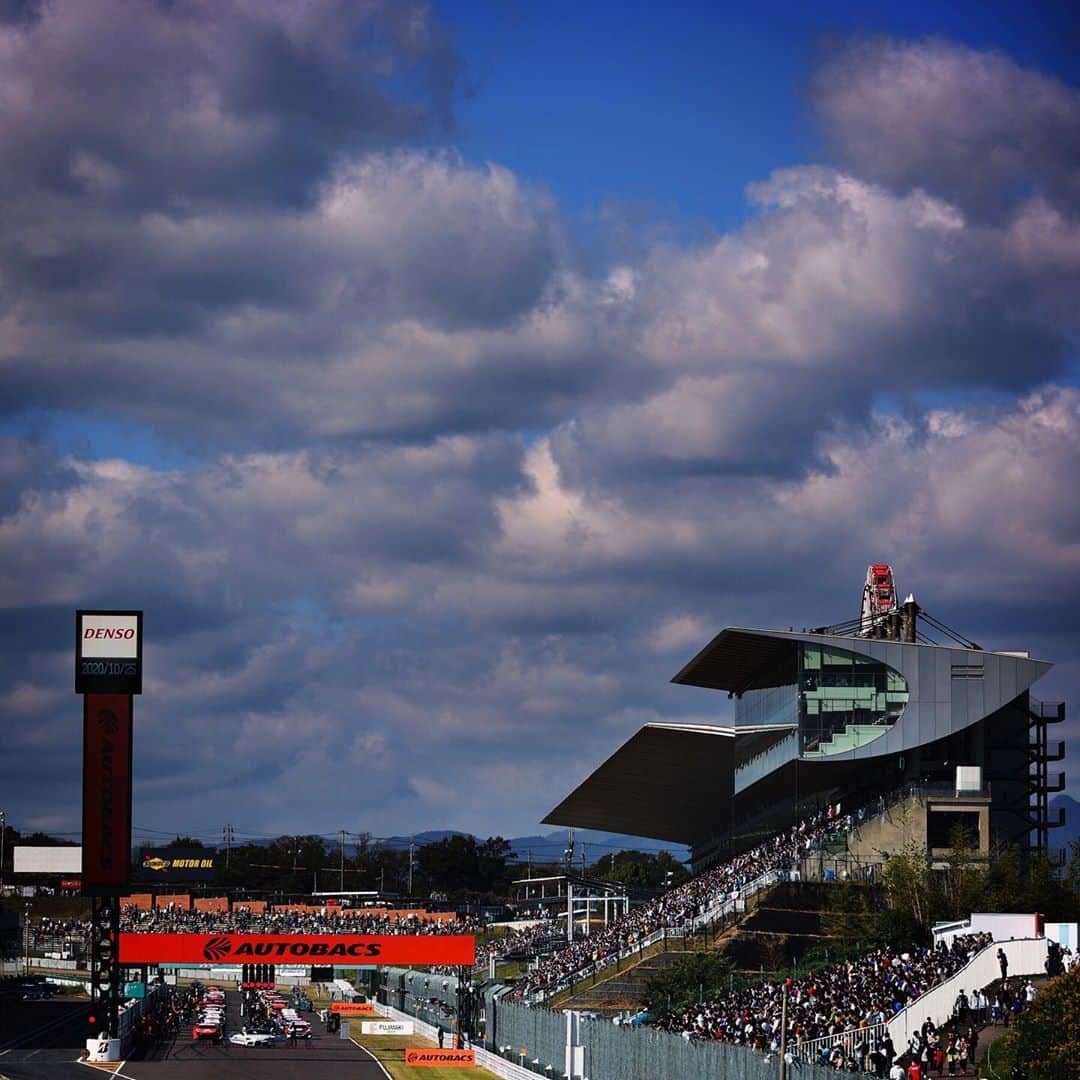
[542, 722, 796, 846]
[671, 628, 799, 695]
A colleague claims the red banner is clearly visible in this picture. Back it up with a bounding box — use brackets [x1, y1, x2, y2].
[405, 1049, 477, 1067]
[81, 694, 133, 894]
[330, 1002, 376, 1015]
[118, 933, 475, 966]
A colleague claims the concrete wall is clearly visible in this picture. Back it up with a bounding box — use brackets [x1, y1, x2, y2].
[845, 796, 927, 862]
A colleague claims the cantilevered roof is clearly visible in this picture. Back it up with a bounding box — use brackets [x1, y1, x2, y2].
[542, 722, 795, 846]
[670, 628, 798, 694]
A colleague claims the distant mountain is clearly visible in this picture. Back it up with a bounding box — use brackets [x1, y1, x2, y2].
[197, 826, 686, 863]
[1051, 794, 1079, 853]
[378, 828, 689, 866]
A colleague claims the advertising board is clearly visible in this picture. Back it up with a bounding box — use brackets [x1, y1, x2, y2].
[405, 1048, 476, 1067]
[75, 610, 142, 695]
[361, 1021, 414, 1036]
[136, 847, 217, 882]
[81, 693, 133, 894]
[12, 847, 82, 875]
[117, 933, 475, 966]
[330, 1002, 376, 1015]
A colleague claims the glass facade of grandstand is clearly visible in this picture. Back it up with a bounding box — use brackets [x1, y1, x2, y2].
[735, 642, 909, 756]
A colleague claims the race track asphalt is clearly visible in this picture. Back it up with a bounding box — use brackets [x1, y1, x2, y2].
[0, 991, 389, 1080]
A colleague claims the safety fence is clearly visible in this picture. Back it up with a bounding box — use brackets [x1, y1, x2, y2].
[375, 994, 853, 1080]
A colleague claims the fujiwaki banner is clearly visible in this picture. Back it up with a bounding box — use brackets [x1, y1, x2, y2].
[361, 1021, 414, 1036]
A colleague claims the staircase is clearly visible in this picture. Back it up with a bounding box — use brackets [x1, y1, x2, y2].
[556, 950, 691, 1016]
[802, 722, 892, 757]
[552, 883, 832, 1016]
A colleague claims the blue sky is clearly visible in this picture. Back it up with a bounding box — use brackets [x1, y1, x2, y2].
[437, 0, 1077, 227]
[0, 0, 1077, 844]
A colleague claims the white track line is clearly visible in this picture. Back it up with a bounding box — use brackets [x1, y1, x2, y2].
[348, 1037, 395, 1080]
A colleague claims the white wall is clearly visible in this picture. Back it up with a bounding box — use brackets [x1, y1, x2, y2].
[932, 913, 1041, 946]
[888, 937, 1048, 1049]
[1046, 922, 1078, 951]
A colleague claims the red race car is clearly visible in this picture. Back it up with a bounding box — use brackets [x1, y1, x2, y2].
[192, 1021, 222, 1043]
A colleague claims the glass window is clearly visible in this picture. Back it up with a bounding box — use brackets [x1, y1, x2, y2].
[798, 641, 908, 755]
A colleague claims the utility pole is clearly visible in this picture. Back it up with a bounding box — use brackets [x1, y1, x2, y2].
[0, 808, 6, 896]
[23, 900, 31, 975]
[340, 830, 347, 892]
[779, 977, 790, 1080]
[527, 849, 533, 879]
[407, 837, 415, 897]
[222, 823, 235, 872]
[563, 828, 574, 871]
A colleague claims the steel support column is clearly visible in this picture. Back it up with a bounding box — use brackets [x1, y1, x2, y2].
[89, 895, 122, 1037]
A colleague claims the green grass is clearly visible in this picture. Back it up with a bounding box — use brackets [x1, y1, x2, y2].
[0, 897, 91, 919]
[354, 1033, 499, 1080]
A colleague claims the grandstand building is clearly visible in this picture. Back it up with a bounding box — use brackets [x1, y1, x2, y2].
[545, 594, 1065, 873]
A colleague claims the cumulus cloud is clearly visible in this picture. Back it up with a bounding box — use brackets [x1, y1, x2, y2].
[1, 18, 1078, 836]
[813, 38, 1080, 216]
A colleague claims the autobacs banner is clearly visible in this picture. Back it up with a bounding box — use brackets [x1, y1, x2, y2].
[330, 1002, 376, 1015]
[405, 1048, 477, 1066]
[117, 933, 476, 966]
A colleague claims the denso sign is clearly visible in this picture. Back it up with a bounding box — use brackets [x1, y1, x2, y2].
[80, 614, 139, 657]
[76, 610, 142, 694]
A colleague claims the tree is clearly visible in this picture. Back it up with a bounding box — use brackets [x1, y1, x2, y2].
[164, 836, 205, 849]
[643, 952, 737, 1013]
[881, 840, 933, 929]
[416, 834, 513, 897]
[592, 850, 689, 890]
[940, 821, 986, 920]
[995, 965, 1080, 1080]
[821, 879, 877, 955]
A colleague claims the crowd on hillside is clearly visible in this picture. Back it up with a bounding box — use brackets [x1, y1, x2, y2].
[506, 801, 862, 997]
[655, 932, 994, 1054]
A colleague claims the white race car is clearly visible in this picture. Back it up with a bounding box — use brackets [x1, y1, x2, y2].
[229, 1030, 278, 1048]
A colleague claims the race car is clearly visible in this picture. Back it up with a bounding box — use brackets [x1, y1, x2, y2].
[283, 1019, 312, 1039]
[192, 1021, 222, 1042]
[229, 1030, 277, 1047]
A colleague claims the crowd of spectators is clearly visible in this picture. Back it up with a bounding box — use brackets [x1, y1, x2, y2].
[506, 802, 862, 997]
[28, 907, 485, 957]
[654, 932, 994, 1057]
[118, 906, 485, 937]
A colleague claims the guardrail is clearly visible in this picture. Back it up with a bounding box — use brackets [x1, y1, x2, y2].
[795, 1019, 890, 1066]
